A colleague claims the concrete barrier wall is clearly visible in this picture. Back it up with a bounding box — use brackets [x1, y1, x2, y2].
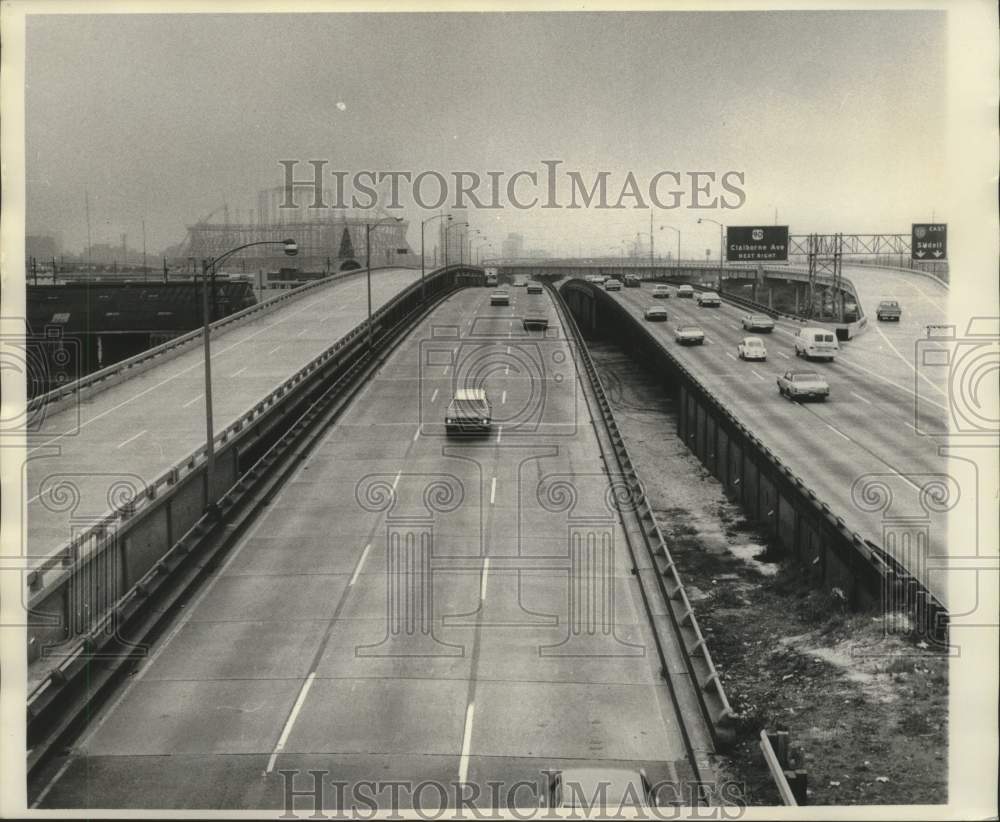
[561, 279, 946, 639]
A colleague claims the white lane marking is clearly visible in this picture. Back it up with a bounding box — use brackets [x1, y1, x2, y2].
[836, 355, 949, 411]
[296, 328, 309, 337]
[501, 390, 507, 404]
[230, 366, 248, 378]
[851, 391, 873, 405]
[458, 702, 476, 785]
[871, 323, 948, 398]
[480, 558, 490, 600]
[778, 351, 790, 359]
[265, 672, 316, 774]
[430, 388, 439, 403]
[349, 543, 371, 586]
[750, 369, 765, 382]
[490, 477, 497, 505]
[442, 366, 450, 376]
[413, 426, 421, 442]
[116, 429, 147, 449]
[496, 424, 503, 445]
[725, 352, 737, 361]
[267, 345, 282, 355]
[825, 423, 851, 441]
[392, 471, 401, 490]
[506, 346, 510, 355]
[182, 393, 204, 408]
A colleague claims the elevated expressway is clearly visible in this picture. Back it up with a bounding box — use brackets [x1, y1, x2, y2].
[588, 272, 966, 617]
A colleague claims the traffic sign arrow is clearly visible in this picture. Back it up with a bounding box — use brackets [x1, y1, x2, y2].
[915, 250, 926, 257]
[933, 251, 943, 258]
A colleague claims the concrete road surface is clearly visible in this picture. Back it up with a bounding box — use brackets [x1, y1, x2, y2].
[35, 285, 698, 811]
[25, 268, 420, 563]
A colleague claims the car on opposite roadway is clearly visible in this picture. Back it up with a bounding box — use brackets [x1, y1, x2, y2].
[876, 300, 902, 321]
[644, 305, 668, 322]
[522, 311, 549, 331]
[777, 370, 830, 401]
[793, 327, 839, 361]
[513, 279, 528, 288]
[490, 291, 510, 306]
[445, 388, 493, 434]
[604, 278, 623, 291]
[674, 324, 705, 345]
[624, 274, 641, 288]
[585, 274, 609, 284]
[737, 336, 767, 360]
[526, 282, 543, 294]
[652, 284, 671, 299]
[695, 290, 721, 307]
[741, 313, 775, 333]
[546, 768, 653, 812]
[677, 284, 695, 298]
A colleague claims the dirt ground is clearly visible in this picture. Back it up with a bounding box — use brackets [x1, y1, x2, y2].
[589, 341, 949, 806]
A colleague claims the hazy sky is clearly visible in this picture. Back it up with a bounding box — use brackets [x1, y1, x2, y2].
[25, 10, 946, 257]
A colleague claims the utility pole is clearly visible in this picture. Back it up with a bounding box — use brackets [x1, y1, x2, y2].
[649, 211, 654, 272]
[142, 219, 147, 281]
[85, 189, 93, 268]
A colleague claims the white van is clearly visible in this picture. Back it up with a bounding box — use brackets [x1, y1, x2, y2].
[794, 327, 839, 361]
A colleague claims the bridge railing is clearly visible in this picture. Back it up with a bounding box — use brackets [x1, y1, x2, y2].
[24, 265, 466, 668]
[28, 265, 415, 419]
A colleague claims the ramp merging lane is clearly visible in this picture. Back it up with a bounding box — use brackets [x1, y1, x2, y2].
[36, 285, 699, 811]
[25, 268, 420, 562]
[607, 276, 954, 610]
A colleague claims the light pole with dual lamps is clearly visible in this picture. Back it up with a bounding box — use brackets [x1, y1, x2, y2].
[201, 238, 298, 513]
[697, 217, 725, 288]
[421, 213, 451, 302]
[660, 225, 681, 268]
[365, 217, 404, 350]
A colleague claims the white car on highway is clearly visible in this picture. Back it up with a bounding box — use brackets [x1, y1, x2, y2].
[652, 284, 671, 299]
[674, 324, 705, 345]
[644, 305, 668, 322]
[677, 284, 695, 298]
[604, 278, 623, 291]
[489, 291, 510, 306]
[777, 370, 830, 401]
[741, 313, 775, 332]
[737, 336, 767, 360]
[696, 290, 721, 307]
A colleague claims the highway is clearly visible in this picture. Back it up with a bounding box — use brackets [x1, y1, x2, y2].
[35, 285, 698, 811]
[25, 268, 421, 563]
[606, 277, 953, 609]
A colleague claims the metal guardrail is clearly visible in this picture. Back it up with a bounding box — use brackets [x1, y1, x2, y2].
[549, 283, 737, 754]
[24, 265, 444, 611]
[28, 265, 415, 415]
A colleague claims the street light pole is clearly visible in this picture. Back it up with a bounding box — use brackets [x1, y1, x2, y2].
[366, 217, 404, 350]
[444, 220, 468, 273]
[201, 238, 298, 513]
[421, 213, 451, 303]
